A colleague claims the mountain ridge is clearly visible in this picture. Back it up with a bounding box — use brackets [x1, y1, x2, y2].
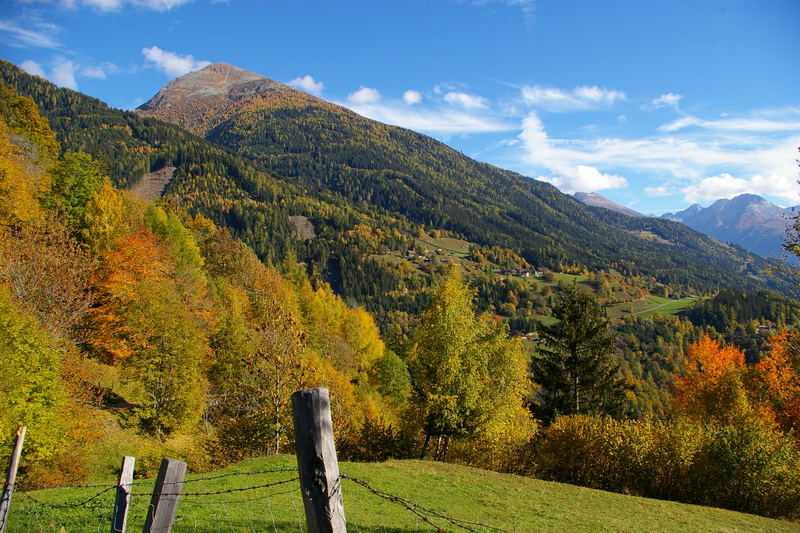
[0, 59, 789, 297]
[662, 194, 798, 260]
[131, 63, 787, 294]
[574, 192, 645, 218]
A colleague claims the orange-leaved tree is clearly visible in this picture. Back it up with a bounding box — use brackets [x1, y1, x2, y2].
[671, 334, 755, 423]
[87, 228, 207, 436]
[750, 332, 800, 436]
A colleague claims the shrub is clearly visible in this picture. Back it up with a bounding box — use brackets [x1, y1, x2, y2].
[535, 414, 800, 518]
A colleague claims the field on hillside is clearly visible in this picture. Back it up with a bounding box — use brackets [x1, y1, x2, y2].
[606, 295, 699, 320]
[7, 456, 799, 532]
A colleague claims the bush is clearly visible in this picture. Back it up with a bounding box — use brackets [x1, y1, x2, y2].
[535, 414, 800, 519]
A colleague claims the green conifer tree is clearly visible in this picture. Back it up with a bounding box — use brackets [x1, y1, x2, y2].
[530, 284, 625, 423]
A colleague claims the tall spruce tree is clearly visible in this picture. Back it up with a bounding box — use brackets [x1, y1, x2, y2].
[530, 284, 625, 423]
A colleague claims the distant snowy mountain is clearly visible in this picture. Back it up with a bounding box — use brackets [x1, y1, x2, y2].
[662, 194, 799, 260]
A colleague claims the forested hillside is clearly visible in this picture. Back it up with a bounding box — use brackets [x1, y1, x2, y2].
[0, 60, 788, 307]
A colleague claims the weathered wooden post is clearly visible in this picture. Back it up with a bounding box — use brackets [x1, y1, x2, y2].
[0, 426, 26, 533]
[291, 387, 347, 533]
[110, 456, 135, 533]
[142, 458, 186, 533]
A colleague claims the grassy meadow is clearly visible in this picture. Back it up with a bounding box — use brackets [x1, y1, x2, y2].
[7, 456, 800, 533]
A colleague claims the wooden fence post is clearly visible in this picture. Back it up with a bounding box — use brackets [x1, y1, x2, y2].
[0, 426, 26, 533]
[111, 456, 135, 533]
[291, 387, 346, 533]
[142, 458, 186, 533]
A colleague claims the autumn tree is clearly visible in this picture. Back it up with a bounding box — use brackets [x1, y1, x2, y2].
[0, 285, 66, 467]
[87, 229, 207, 436]
[530, 284, 625, 423]
[671, 334, 753, 424]
[750, 332, 800, 435]
[0, 219, 92, 339]
[46, 152, 105, 228]
[408, 266, 533, 460]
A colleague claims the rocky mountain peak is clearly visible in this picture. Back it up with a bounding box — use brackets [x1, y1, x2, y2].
[135, 62, 304, 135]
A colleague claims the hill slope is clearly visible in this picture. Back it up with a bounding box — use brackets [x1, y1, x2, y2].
[136, 63, 786, 294]
[8, 456, 799, 532]
[0, 60, 789, 296]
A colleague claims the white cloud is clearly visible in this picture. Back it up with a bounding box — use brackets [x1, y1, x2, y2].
[50, 59, 77, 89]
[644, 185, 671, 197]
[517, 112, 627, 192]
[659, 115, 800, 133]
[443, 91, 487, 110]
[347, 87, 381, 105]
[521, 85, 626, 111]
[538, 165, 627, 194]
[81, 62, 118, 79]
[341, 101, 514, 135]
[682, 173, 800, 204]
[650, 93, 682, 109]
[403, 90, 422, 105]
[142, 46, 211, 77]
[516, 111, 800, 201]
[61, 0, 192, 11]
[20, 59, 46, 77]
[0, 19, 60, 48]
[289, 74, 324, 95]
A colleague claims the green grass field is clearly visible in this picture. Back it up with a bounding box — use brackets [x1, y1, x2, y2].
[414, 235, 472, 257]
[606, 295, 699, 320]
[8, 456, 799, 532]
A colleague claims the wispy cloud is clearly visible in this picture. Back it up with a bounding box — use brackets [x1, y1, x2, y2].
[443, 91, 487, 110]
[659, 114, 800, 133]
[647, 93, 682, 110]
[0, 19, 60, 48]
[80, 61, 118, 79]
[644, 185, 671, 197]
[516, 111, 800, 202]
[472, 0, 537, 33]
[142, 46, 210, 77]
[20, 59, 46, 77]
[289, 74, 324, 95]
[521, 85, 626, 112]
[19, 57, 82, 89]
[50, 59, 77, 89]
[46, 0, 193, 11]
[342, 101, 514, 135]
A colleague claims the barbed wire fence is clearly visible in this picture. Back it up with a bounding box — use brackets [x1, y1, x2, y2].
[1, 389, 510, 533]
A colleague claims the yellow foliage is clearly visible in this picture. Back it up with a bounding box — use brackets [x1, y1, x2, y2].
[0, 117, 48, 227]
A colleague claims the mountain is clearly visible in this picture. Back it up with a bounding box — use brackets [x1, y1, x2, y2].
[574, 192, 645, 218]
[0, 60, 790, 299]
[662, 194, 798, 260]
[136, 62, 320, 136]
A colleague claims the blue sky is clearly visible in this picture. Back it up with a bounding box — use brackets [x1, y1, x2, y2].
[2, 0, 799, 214]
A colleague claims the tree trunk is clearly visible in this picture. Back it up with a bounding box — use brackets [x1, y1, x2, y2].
[420, 433, 430, 459]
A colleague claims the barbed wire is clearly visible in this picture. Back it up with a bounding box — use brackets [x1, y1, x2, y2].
[139, 476, 299, 498]
[341, 473, 510, 533]
[146, 466, 297, 486]
[17, 486, 115, 509]
[176, 487, 298, 506]
[23, 480, 118, 491]
[14, 466, 507, 532]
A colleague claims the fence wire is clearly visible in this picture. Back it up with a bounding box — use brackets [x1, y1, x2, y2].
[341, 473, 510, 533]
[8, 466, 508, 532]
